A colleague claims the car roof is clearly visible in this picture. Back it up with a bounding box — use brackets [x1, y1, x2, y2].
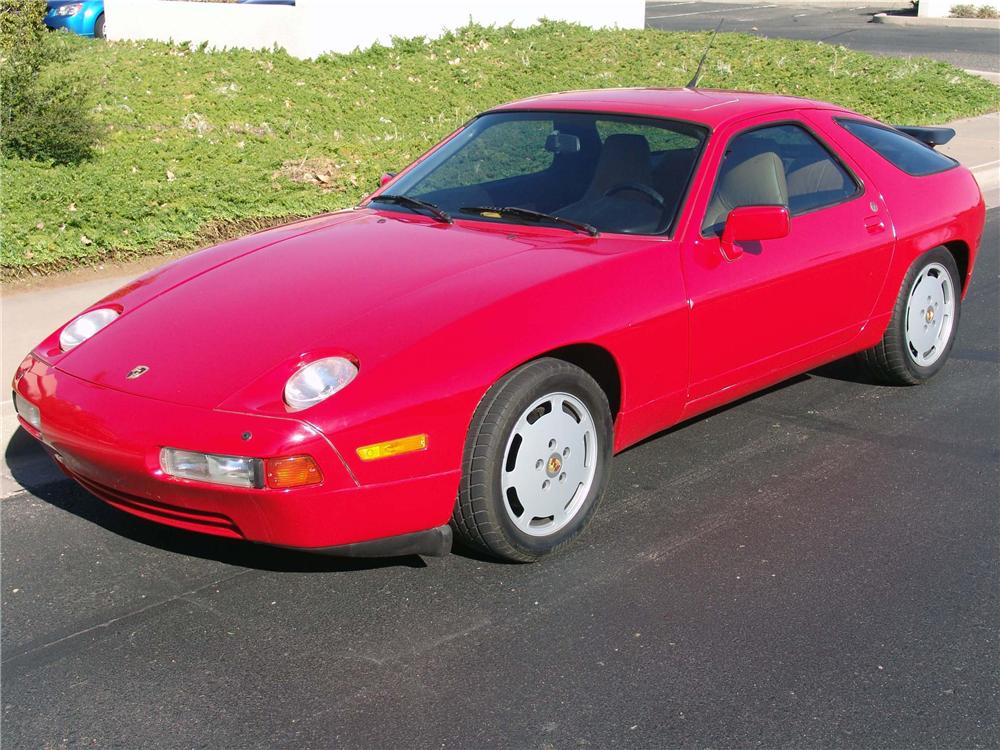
[489, 88, 851, 129]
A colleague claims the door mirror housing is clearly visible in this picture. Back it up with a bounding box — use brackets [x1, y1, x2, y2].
[379, 172, 397, 187]
[720, 205, 790, 261]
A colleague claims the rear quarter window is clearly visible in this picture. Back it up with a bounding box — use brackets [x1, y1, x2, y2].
[838, 119, 957, 177]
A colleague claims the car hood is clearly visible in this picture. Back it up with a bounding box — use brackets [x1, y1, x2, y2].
[55, 210, 580, 409]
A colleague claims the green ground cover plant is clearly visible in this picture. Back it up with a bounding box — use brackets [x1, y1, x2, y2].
[1, 0, 99, 165]
[2, 21, 997, 278]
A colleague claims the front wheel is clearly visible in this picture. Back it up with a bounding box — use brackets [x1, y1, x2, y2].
[859, 247, 961, 385]
[452, 358, 613, 562]
[93, 13, 105, 39]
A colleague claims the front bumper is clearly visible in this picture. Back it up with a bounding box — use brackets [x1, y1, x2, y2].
[13, 356, 459, 552]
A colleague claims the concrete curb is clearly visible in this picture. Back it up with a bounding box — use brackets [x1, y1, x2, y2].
[972, 161, 1000, 193]
[938, 112, 1000, 207]
[964, 69, 1000, 85]
[873, 12, 1000, 28]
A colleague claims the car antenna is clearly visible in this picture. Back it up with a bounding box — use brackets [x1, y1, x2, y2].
[686, 19, 724, 89]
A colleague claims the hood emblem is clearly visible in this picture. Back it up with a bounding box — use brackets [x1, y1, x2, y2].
[126, 365, 150, 380]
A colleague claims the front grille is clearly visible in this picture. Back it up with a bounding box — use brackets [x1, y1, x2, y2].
[70, 472, 245, 540]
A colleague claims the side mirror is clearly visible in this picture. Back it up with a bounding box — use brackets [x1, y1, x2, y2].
[720, 205, 790, 261]
[379, 172, 397, 187]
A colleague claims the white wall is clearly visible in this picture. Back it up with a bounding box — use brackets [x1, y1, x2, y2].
[104, 0, 646, 58]
[105, 0, 298, 51]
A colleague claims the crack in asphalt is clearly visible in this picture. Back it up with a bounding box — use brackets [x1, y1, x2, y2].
[1, 569, 258, 676]
[273, 452, 854, 742]
[818, 28, 859, 43]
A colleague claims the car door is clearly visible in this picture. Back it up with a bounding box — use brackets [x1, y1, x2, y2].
[679, 113, 894, 405]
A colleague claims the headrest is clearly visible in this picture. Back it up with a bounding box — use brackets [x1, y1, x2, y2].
[703, 151, 788, 232]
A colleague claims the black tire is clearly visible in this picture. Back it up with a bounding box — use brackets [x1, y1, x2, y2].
[452, 358, 613, 563]
[93, 13, 105, 39]
[858, 247, 961, 385]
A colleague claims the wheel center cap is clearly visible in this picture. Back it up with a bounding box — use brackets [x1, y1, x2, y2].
[925, 308, 935, 323]
[546, 454, 562, 477]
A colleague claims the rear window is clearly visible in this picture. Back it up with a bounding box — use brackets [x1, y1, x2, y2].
[838, 119, 957, 177]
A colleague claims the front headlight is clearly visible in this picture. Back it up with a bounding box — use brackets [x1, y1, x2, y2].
[57, 3, 83, 16]
[160, 448, 262, 489]
[59, 308, 120, 351]
[284, 357, 358, 411]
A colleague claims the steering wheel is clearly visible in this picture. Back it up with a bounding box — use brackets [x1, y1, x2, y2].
[603, 182, 665, 208]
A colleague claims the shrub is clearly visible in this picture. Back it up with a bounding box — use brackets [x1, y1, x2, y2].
[951, 3, 1000, 16]
[0, 0, 99, 164]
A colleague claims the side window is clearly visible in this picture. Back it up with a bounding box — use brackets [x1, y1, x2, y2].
[838, 119, 957, 176]
[702, 123, 858, 234]
[413, 119, 554, 193]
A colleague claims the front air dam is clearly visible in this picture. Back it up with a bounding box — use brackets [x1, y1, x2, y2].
[277, 523, 453, 558]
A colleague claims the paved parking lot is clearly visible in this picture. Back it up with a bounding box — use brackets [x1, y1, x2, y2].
[645, 1, 1000, 73]
[3, 209, 997, 748]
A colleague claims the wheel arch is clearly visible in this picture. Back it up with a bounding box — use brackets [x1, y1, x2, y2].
[943, 239, 970, 295]
[527, 343, 623, 420]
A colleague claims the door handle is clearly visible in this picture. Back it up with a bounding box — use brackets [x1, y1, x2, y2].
[865, 217, 886, 234]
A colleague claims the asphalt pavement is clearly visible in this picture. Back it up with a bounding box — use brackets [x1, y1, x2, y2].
[3, 209, 997, 749]
[645, 2, 1000, 73]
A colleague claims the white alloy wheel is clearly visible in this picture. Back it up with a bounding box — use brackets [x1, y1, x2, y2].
[453, 357, 613, 562]
[905, 261, 955, 367]
[500, 392, 598, 537]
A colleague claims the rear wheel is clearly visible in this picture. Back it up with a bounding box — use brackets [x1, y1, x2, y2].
[452, 358, 613, 562]
[93, 13, 105, 39]
[859, 247, 961, 385]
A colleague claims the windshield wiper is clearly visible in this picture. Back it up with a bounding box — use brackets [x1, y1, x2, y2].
[372, 194, 452, 224]
[460, 206, 598, 237]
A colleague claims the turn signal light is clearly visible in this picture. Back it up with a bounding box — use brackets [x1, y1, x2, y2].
[265, 455, 323, 489]
[356, 434, 428, 462]
[14, 392, 41, 432]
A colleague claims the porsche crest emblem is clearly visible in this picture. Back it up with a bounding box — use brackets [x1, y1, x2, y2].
[126, 365, 150, 380]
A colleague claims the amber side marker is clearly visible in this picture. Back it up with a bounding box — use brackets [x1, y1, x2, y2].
[356, 434, 428, 462]
[265, 455, 323, 489]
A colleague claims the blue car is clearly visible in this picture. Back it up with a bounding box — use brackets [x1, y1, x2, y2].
[45, 1, 105, 38]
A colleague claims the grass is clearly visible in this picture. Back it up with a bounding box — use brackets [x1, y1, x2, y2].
[2, 21, 997, 278]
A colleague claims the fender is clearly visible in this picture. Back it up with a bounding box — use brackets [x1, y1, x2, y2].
[808, 110, 986, 347]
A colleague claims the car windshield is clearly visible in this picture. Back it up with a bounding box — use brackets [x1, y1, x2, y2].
[372, 111, 708, 236]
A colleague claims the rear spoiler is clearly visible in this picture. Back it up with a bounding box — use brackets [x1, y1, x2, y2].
[895, 125, 956, 148]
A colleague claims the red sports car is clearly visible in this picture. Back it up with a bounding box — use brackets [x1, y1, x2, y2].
[13, 89, 985, 562]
